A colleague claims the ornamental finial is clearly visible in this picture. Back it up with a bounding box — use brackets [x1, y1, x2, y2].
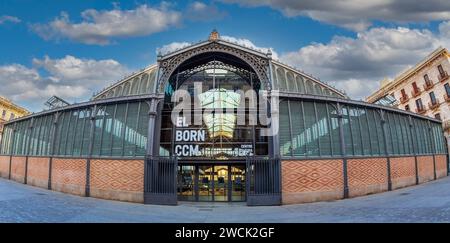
[209, 29, 219, 41]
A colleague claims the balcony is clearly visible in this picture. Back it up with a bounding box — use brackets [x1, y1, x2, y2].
[423, 81, 434, 91]
[416, 107, 427, 114]
[444, 94, 450, 102]
[399, 95, 409, 104]
[439, 71, 449, 83]
[411, 88, 421, 98]
[428, 100, 440, 110]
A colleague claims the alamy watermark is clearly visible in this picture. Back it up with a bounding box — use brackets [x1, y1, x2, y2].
[170, 82, 279, 136]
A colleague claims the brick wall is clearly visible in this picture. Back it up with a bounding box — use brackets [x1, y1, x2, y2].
[0, 155, 9, 178]
[10, 156, 26, 183]
[27, 157, 50, 189]
[390, 157, 416, 189]
[347, 158, 388, 197]
[417, 156, 434, 183]
[282, 159, 344, 204]
[435, 155, 448, 179]
[51, 158, 87, 196]
[90, 159, 144, 203]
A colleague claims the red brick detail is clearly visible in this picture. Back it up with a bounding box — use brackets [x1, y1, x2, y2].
[347, 158, 388, 197]
[10, 156, 26, 183]
[27, 157, 50, 189]
[90, 159, 144, 203]
[417, 156, 434, 183]
[282, 159, 344, 204]
[435, 155, 448, 179]
[390, 157, 416, 189]
[0, 156, 10, 178]
[51, 158, 86, 196]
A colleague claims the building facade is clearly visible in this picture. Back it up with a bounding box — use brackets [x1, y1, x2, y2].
[0, 96, 29, 144]
[0, 31, 448, 206]
[366, 47, 450, 137]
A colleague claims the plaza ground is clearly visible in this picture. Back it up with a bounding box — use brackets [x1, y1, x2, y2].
[1, 176, 450, 223]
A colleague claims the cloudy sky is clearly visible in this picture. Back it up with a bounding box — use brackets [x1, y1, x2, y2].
[1, 0, 450, 111]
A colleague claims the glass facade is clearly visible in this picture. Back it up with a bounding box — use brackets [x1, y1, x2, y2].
[160, 64, 269, 160]
[279, 99, 447, 158]
[272, 63, 343, 98]
[0, 100, 149, 157]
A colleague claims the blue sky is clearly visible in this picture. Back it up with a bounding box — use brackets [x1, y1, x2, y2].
[1, 0, 450, 111]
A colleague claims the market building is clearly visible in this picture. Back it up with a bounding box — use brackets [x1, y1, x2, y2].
[0, 31, 448, 206]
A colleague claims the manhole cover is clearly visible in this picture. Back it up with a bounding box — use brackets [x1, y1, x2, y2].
[35, 193, 46, 196]
[399, 193, 410, 196]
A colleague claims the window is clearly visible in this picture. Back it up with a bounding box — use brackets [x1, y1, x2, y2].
[276, 69, 287, 91]
[10, 113, 15, 120]
[400, 89, 407, 99]
[415, 98, 424, 111]
[445, 83, 450, 97]
[424, 74, 430, 84]
[435, 113, 441, 120]
[405, 105, 410, 111]
[1, 110, 5, 119]
[429, 92, 437, 105]
[412, 82, 419, 93]
[438, 64, 445, 75]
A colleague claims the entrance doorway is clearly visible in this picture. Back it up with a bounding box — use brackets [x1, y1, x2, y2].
[177, 164, 246, 202]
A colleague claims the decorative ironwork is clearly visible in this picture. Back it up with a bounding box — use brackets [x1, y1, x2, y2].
[173, 60, 259, 88]
[157, 42, 270, 93]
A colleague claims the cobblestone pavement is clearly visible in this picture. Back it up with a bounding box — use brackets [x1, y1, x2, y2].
[1, 177, 450, 222]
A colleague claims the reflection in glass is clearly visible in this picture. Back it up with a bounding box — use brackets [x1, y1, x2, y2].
[177, 165, 195, 201]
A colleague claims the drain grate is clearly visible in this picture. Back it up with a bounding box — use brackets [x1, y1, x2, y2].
[399, 192, 410, 196]
[35, 193, 46, 196]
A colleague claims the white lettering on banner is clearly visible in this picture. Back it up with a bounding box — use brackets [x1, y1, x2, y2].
[175, 130, 206, 142]
[174, 144, 253, 157]
[175, 145, 201, 156]
[176, 117, 188, 127]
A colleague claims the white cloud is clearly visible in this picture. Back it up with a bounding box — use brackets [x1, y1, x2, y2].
[222, 0, 450, 31]
[156, 35, 279, 59]
[31, 4, 181, 45]
[156, 42, 192, 56]
[0, 15, 21, 24]
[185, 1, 227, 22]
[0, 56, 128, 111]
[221, 35, 279, 59]
[279, 26, 450, 99]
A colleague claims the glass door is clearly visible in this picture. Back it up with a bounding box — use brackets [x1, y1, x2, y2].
[213, 165, 228, 202]
[198, 165, 213, 201]
[231, 165, 246, 201]
[177, 165, 196, 201]
[178, 164, 246, 202]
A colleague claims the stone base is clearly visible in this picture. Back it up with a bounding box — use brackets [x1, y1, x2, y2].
[392, 177, 416, 190]
[282, 190, 343, 204]
[27, 177, 49, 189]
[51, 182, 85, 197]
[349, 183, 388, 198]
[90, 188, 144, 203]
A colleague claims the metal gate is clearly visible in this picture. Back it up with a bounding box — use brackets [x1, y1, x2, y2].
[144, 156, 178, 205]
[246, 156, 281, 206]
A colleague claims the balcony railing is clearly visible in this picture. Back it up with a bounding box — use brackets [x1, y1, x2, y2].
[439, 71, 449, 82]
[428, 100, 440, 110]
[400, 95, 409, 104]
[411, 88, 421, 98]
[444, 94, 450, 102]
[423, 81, 434, 91]
[416, 107, 427, 114]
